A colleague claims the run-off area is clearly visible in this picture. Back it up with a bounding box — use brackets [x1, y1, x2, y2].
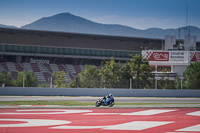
[0, 108, 200, 133]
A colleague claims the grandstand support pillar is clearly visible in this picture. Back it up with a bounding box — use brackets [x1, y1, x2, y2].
[155, 65, 158, 72]
[171, 65, 174, 72]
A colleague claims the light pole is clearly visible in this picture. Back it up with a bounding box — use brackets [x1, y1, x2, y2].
[180, 77, 183, 90]
[130, 78, 132, 89]
[155, 79, 157, 89]
[155, 77, 159, 89]
[50, 76, 53, 88]
[104, 80, 106, 89]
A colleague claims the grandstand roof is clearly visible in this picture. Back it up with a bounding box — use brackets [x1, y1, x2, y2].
[0, 27, 163, 51]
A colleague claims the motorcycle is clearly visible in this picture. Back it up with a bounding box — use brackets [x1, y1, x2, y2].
[95, 96, 115, 107]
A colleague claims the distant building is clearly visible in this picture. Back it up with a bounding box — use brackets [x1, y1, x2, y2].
[142, 35, 200, 80]
[0, 27, 162, 83]
[0, 27, 199, 84]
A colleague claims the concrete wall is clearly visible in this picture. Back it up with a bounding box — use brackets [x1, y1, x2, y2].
[0, 87, 200, 97]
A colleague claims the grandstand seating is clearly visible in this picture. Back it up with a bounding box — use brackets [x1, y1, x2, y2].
[57, 64, 66, 71]
[66, 64, 76, 74]
[74, 65, 82, 73]
[7, 62, 17, 72]
[35, 72, 46, 82]
[23, 63, 33, 72]
[43, 72, 51, 82]
[0, 62, 84, 84]
[50, 64, 60, 72]
[14, 63, 24, 71]
[0, 62, 8, 72]
[31, 63, 40, 72]
[43, 64, 52, 72]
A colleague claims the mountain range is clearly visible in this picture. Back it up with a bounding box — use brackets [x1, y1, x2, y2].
[1, 13, 200, 40]
[0, 24, 17, 29]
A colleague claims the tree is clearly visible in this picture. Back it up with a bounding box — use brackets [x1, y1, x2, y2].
[157, 79, 175, 89]
[124, 54, 152, 88]
[53, 71, 67, 88]
[183, 62, 200, 89]
[15, 71, 38, 87]
[156, 68, 175, 89]
[98, 57, 121, 88]
[175, 76, 181, 89]
[0, 72, 15, 87]
[79, 65, 100, 88]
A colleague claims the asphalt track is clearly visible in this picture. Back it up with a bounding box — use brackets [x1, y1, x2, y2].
[0, 96, 200, 132]
[0, 108, 200, 133]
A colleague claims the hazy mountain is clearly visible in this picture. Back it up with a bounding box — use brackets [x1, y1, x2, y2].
[4, 13, 200, 40]
[21, 13, 141, 36]
[0, 24, 17, 29]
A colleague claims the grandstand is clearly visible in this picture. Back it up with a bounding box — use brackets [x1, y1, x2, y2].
[0, 27, 199, 84]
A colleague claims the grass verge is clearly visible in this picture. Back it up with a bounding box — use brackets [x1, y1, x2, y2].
[0, 101, 93, 106]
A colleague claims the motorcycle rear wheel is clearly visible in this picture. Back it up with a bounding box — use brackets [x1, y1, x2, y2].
[95, 101, 101, 107]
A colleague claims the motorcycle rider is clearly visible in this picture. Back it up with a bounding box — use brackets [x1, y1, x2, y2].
[103, 93, 113, 105]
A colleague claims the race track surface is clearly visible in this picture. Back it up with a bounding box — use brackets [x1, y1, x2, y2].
[1, 96, 200, 103]
[0, 108, 200, 133]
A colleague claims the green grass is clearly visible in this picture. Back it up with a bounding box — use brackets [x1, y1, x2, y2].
[0, 101, 94, 106]
[0, 101, 199, 106]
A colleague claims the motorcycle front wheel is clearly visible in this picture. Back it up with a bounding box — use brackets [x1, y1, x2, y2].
[108, 101, 114, 107]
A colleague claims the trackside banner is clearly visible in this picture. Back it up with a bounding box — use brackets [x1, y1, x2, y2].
[142, 50, 200, 63]
[170, 51, 187, 63]
[190, 51, 200, 62]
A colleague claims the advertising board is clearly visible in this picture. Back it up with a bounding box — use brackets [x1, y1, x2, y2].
[170, 51, 188, 63]
[148, 52, 169, 61]
[142, 50, 194, 63]
[190, 51, 200, 62]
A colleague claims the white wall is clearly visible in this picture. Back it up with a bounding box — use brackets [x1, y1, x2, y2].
[173, 65, 187, 77]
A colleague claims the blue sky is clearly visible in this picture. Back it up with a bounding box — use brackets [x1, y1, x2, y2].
[0, 0, 200, 29]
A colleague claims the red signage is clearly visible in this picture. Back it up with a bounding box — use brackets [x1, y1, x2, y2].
[190, 52, 200, 62]
[149, 52, 169, 61]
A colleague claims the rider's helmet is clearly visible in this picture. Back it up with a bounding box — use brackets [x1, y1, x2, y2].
[108, 94, 112, 97]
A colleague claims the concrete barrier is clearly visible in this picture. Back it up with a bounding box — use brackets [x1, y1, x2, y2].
[0, 87, 200, 97]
